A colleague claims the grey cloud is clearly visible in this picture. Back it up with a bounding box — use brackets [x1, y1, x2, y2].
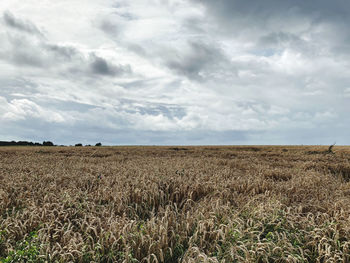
[191, 0, 350, 24]
[182, 17, 207, 34]
[44, 44, 80, 60]
[1, 35, 60, 68]
[3, 38, 80, 69]
[0, 78, 38, 97]
[30, 97, 100, 112]
[6, 36, 80, 64]
[127, 40, 233, 81]
[257, 32, 316, 56]
[118, 100, 186, 120]
[114, 10, 137, 21]
[98, 9, 136, 37]
[89, 54, 132, 77]
[3, 11, 44, 37]
[12, 50, 44, 67]
[164, 41, 229, 80]
[0, 35, 44, 67]
[1, 32, 133, 78]
[100, 13, 233, 82]
[190, 0, 350, 57]
[0, 97, 248, 145]
[99, 19, 120, 36]
[2, 117, 345, 145]
[126, 43, 147, 57]
[0, 120, 248, 145]
[259, 32, 304, 47]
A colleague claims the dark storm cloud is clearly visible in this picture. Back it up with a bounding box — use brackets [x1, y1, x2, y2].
[3, 11, 44, 37]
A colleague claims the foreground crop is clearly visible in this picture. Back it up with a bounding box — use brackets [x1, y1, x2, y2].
[1, 146, 350, 262]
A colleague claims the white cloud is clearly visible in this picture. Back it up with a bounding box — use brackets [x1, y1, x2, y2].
[0, 97, 66, 123]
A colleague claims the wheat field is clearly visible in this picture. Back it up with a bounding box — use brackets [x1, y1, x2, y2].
[1, 145, 350, 262]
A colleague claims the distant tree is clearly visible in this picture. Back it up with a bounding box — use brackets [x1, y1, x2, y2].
[17, 141, 29, 146]
[0, 140, 56, 146]
[0, 141, 14, 146]
[75, 143, 83, 147]
[85, 144, 92, 147]
[95, 142, 102, 146]
[43, 141, 54, 146]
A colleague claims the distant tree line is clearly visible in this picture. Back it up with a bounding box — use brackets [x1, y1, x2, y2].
[0, 141, 103, 147]
[75, 143, 102, 147]
[0, 141, 55, 146]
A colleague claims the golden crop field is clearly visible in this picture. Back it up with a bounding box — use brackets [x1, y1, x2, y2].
[1, 146, 350, 262]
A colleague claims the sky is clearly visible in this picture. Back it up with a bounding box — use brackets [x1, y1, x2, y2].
[0, 0, 349, 145]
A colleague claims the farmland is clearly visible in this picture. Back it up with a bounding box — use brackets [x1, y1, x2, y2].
[1, 146, 350, 262]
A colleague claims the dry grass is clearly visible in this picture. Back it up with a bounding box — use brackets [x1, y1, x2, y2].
[1, 145, 350, 262]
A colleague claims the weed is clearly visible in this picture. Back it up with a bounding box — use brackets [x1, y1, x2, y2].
[0, 231, 43, 263]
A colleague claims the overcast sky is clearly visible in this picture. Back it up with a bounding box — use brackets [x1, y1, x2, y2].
[0, 0, 349, 145]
